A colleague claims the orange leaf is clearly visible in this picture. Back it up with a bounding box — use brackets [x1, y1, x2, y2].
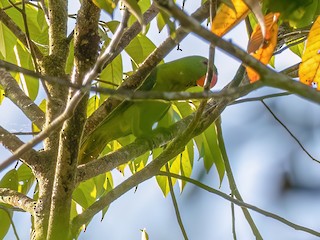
[243, 0, 266, 39]
[211, 0, 250, 37]
[246, 13, 279, 83]
[299, 16, 320, 89]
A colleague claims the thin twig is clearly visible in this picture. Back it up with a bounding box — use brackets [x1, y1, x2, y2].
[165, 164, 189, 240]
[231, 196, 237, 240]
[261, 100, 320, 163]
[231, 92, 291, 105]
[158, 172, 320, 238]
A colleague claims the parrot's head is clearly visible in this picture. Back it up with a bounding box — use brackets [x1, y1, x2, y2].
[195, 58, 218, 89]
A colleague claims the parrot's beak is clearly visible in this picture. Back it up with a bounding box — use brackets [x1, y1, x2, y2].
[196, 73, 217, 88]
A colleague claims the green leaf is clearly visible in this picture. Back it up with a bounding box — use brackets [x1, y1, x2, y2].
[99, 54, 123, 102]
[0, 23, 17, 61]
[100, 172, 113, 220]
[0, 169, 19, 190]
[122, 0, 144, 28]
[194, 122, 225, 182]
[127, 0, 151, 31]
[0, 207, 11, 240]
[16, 164, 35, 195]
[32, 99, 46, 132]
[156, 9, 176, 36]
[0, 87, 4, 105]
[87, 95, 100, 117]
[73, 179, 97, 209]
[289, 41, 305, 57]
[92, 0, 117, 15]
[288, 0, 320, 28]
[65, 39, 74, 74]
[14, 42, 39, 101]
[125, 34, 158, 67]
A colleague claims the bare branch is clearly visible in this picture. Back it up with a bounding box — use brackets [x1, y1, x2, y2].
[0, 68, 45, 129]
[165, 164, 189, 240]
[158, 172, 320, 238]
[0, 188, 36, 215]
[0, 126, 41, 169]
[261, 100, 320, 163]
[216, 118, 262, 239]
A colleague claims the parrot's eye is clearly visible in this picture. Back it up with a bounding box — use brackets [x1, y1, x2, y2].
[202, 60, 208, 65]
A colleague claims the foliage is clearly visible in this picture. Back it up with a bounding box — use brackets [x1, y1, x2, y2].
[0, 0, 320, 239]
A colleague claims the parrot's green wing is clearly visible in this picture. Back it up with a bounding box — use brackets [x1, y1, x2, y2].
[79, 56, 211, 164]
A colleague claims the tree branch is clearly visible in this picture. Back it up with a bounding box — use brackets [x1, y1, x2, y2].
[76, 66, 258, 182]
[216, 118, 262, 239]
[154, 0, 320, 105]
[165, 164, 189, 240]
[158, 172, 320, 238]
[47, 0, 101, 238]
[83, 0, 212, 135]
[0, 188, 36, 215]
[0, 68, 45, 129]
[0, 126, 41, 169]
[72, 65, 248, 231]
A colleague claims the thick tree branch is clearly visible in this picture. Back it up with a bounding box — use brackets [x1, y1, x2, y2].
[0, 68, 45, 129]
[0, 126, 41, 169]
[0, 188, 36, 215]
[47, 1, 100, 238]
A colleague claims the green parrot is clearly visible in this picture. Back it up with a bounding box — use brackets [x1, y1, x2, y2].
[79, 56, 217, 164]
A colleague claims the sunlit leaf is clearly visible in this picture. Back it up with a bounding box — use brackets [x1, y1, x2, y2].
[289, 40, 305, 58]
[16, 164, 35, 195]
[92, 0, 117, 15]
[194, 123, 225, 182]
[211, 0, 250, 36]
[73, 179, 97, 209]
[246, 13, 279, 82]
[13, 43, 39, 101]
[87, 95, 100, 118]
[122, 0, 144, 29]
[0, 208, 11, 240]
[0, 23, 17, 61]
[299, 16, 320, 89]
[99, 54, 123, 102]
[0, 169, 18, 190]
[125, 33, 158, 67]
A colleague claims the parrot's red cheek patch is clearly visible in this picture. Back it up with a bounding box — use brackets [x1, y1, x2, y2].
[197, 74, 217, 88]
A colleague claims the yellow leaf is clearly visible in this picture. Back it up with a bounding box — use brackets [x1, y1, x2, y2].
[211, 0, 250, 36]
[299, 16, 320, 89]
[246, 13, 279, 82]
